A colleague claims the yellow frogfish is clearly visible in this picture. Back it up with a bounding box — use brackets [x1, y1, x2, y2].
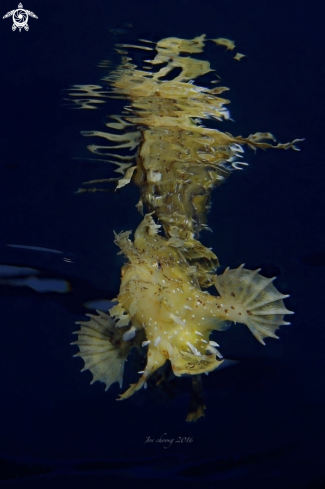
[69, 35, 302, 421]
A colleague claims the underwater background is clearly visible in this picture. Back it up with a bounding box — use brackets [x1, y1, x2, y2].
[0, 0, 324, 487]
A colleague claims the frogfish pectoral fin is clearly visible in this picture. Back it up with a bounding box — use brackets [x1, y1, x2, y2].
[213, 265, 293, 345]
[71, 310, 132, 390]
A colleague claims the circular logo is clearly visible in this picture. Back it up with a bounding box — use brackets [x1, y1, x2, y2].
[13, 8, 28, 29]
[3, 4, 38, 32]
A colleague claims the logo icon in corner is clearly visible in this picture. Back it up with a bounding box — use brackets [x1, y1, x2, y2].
[3, 3, 38, 32]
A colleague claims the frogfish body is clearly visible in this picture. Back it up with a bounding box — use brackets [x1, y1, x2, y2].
[69, 34, 301, 420]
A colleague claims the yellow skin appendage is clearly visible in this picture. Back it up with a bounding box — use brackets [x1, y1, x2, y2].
[70, 35, 302, 421]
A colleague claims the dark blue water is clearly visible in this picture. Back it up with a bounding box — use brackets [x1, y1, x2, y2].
[0, 0, 324, 487]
